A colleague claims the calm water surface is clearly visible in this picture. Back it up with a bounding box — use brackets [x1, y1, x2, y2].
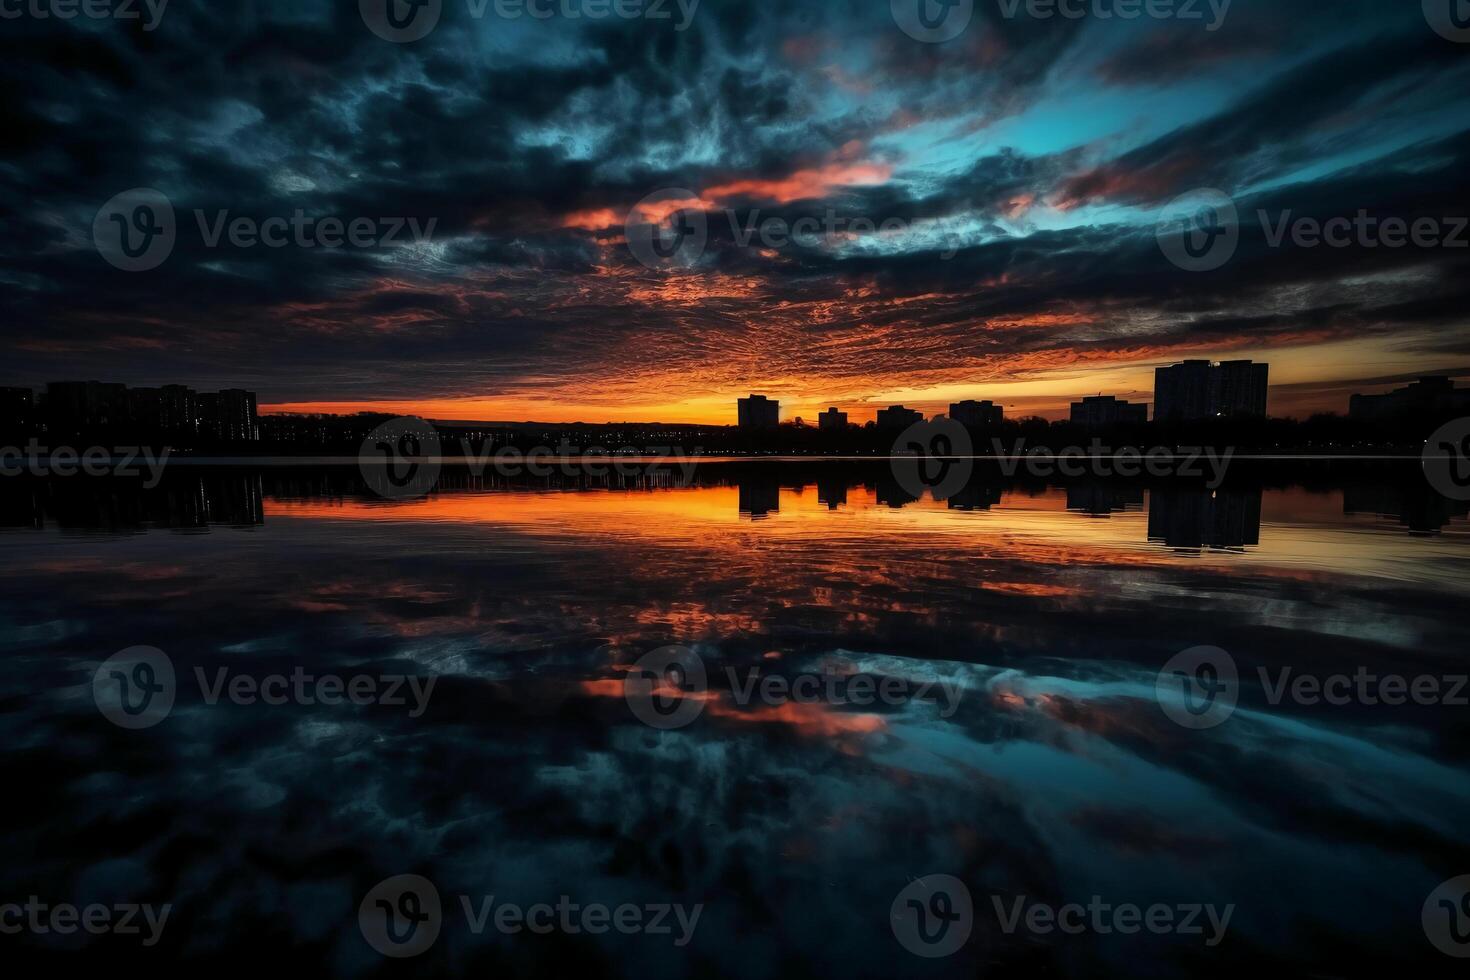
[2, 464, 1467, 977]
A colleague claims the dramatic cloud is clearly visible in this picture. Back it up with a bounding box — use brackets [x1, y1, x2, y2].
[1, 0, 1467, 420]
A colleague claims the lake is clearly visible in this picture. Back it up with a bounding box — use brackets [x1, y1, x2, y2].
[1, 462, 1467, 976]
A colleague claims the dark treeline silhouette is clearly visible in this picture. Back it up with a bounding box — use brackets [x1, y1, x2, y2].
[2, 385, 1465, 456]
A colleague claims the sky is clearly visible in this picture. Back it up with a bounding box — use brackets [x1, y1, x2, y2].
[2, 0, 1468, 422]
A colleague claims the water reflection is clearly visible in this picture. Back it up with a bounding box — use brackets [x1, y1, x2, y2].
[0, 463, 1468, 976]
[1147, 485, 1262, 552]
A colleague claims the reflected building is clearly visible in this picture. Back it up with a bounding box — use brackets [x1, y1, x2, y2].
[1344, 482, 1470, 536]
[1067, 483, 1145, 517]
[948, 480, 1003, 512]
[3, 472, 265, 532]
[875, 473, 919, 508]
[816, 475, 848, 510]
[738, 474, 780, 518]
[1147, 485, 1262, 550]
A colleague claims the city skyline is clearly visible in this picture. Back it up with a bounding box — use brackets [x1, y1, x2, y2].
[8, 362, 1470, 431]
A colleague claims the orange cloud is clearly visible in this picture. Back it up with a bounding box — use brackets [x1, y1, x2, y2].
[704, 160, 892, 205]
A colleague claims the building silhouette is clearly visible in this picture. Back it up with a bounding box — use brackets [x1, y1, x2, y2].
[737, 394, 780, 431]
[0, 387, 35, 436]
[818, 407, 848, 431]
[949, 399, 1002, 427]
[24, 380, 260, 441]
[875, 405, 924, 429]
[1155, 360, 1269, 420]
[1070, 395, 1148, 427]
[215, 389, 260, 441]
[1349, 376, 1470, 421]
